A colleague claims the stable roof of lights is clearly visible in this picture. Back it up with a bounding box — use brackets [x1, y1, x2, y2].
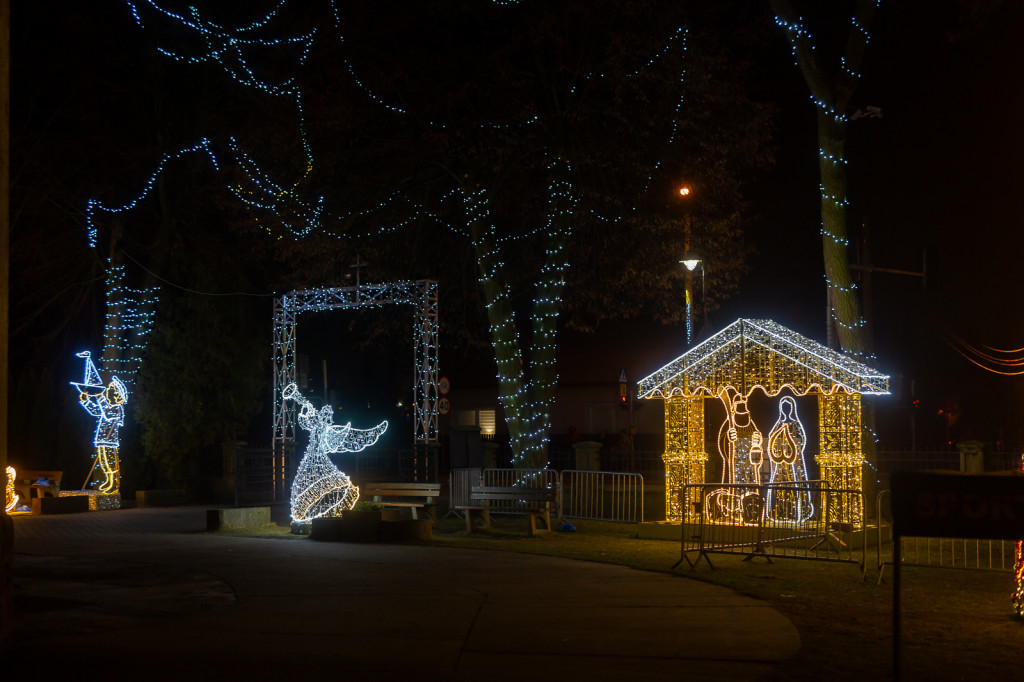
[638, 318, 889, 400]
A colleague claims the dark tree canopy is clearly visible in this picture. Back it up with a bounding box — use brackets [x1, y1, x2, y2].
[12, 0, 777, 477]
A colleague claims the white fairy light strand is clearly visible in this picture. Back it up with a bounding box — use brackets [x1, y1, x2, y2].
[112, 1, 690, 245]
[85, 138, 219, 248]
[102, 262, 159, 382]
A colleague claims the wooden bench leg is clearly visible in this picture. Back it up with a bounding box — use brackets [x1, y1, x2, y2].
[528, 510, 552, 536]
[465, 509, 491, 533]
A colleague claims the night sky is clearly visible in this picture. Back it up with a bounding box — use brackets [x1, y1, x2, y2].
[11, 1, 1024, 452]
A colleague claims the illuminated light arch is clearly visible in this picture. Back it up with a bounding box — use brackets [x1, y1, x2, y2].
[638, 318, 889, 526]
[271, 280, 439, 501]
[283, 383, 387, 524]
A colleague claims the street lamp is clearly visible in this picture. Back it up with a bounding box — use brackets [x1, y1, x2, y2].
[680, 252, 707, 344]
[676, 183, 701, 343]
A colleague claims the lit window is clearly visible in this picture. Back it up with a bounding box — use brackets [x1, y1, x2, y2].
[478, 410, 496, 435]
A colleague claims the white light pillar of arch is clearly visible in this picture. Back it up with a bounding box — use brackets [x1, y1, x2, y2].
[271, 280, 439, 500]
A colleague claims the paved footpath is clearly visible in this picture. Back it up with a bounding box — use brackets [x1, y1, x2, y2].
[6, 507, 800, 681]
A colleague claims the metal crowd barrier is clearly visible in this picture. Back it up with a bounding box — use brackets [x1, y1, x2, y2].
[446, 467, 482, 519]
[875, 489, 1017, 582]
[677, 482, 866, 576]
[235, 448, 291, 506]
[559, 469, 644, 524]
[447, 467, 645, 524]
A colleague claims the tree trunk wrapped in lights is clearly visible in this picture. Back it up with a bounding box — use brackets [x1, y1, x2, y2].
[466, 159, 575, 469]
[771, 0, 876, 358]
[773, 0, 880, 511]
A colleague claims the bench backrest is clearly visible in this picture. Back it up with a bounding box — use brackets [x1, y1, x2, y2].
[16, 469, 63, 484]
[363, 483, 441, 498]
[469, 485, 557, 504]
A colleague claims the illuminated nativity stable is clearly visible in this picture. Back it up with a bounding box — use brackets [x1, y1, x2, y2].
[638, 319, 889, 528]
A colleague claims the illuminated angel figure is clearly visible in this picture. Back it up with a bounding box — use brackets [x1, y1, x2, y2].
[707, 389, 763, 524]
[71, 352, 127, 494]
[284, 383, 388, 525]
[765, 396, 814, 523]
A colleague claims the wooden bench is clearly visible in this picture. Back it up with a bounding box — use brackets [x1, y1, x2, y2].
[456, 485, 557, 536]
[361, 482, 441, 521]
[12, 469, 62, 505]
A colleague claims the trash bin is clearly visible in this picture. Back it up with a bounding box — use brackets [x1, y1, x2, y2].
[572, 441, 602, 471]
[957, 439, 985, 473]
[481, 441, 498, 469]
[450, 425, 482, 468]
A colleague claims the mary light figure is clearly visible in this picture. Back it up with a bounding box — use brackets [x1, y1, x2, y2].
[765, 396, 814, 522]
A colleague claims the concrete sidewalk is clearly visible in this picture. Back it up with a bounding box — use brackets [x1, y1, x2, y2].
[6, 507, 800, 681]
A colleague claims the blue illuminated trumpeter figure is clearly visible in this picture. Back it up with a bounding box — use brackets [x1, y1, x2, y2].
[283, 383, 387, 526]
[71, 351, 127, 494]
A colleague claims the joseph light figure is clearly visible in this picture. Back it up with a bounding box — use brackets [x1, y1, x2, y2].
[284, 383, 388, 525]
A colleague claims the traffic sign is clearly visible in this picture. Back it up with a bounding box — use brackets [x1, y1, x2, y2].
[438, 376, 451, 395]
[438, 397, 451, 415]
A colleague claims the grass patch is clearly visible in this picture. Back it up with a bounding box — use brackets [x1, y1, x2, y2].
[213, 523, 299, 538]
[429, 516, 1023, 680]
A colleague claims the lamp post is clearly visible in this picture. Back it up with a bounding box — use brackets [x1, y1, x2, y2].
[680, 254, 706, 343]
[677, 185, 697, 343]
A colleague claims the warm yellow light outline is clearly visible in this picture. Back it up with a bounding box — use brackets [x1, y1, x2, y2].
[647, 320, 876, 527]
[5, 466, 18, 512]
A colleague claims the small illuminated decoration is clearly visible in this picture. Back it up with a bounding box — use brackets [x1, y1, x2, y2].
[5, 466, 17, 513]
[71, 351, 127, 494]
[765, 396, 814, 522]
[638, 319, 889, 526]
[283, 383, 388, 525]
[1013, 453, 1024, 616]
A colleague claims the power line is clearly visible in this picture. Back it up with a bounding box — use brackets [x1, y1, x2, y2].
[122, 251, 276, 298]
